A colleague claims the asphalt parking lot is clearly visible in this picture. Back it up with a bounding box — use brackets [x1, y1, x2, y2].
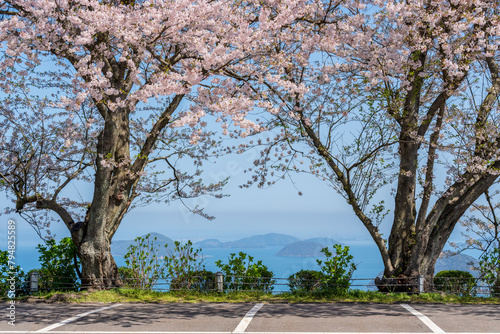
[1, 302, 499, 333]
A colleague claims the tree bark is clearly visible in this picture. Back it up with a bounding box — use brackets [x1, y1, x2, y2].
[78, 234, 121, 289]
[388, 140, 418, 277]
[384, 50, 426, 279]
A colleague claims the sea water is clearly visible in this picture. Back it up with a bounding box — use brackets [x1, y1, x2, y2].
[13, 243, 384, 291]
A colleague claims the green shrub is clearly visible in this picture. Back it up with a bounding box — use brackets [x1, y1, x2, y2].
[117, 266, 141, 288]
[124, 237, 208, 291]
[0, 250, 27, 296]
[124, 234, 166, 290]
[36, 237, 80, 292]
[170, 270, 216, 292]
[215, 252, 275, 292]
[434, 270, 477, 296]
[288, 270, 325, 292]
[479, 247, 500, 296]
[317, 244, 357, 295]
[165, 240, 205, 291]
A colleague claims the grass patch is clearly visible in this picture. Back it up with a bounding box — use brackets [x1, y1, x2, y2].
[10, 289, 500, 304]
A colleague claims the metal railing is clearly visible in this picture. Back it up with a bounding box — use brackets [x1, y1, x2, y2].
[1, 272, 499, 297]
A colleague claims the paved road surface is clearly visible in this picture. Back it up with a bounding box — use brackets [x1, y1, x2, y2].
[1, 302, 499, 333]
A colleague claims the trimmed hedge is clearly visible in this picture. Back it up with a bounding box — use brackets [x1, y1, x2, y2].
[434, 270, 476, 296]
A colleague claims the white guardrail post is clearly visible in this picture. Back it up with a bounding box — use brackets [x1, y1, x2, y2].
[216, 271, 224, 293]
[418, 275, 424, 294]
[30, 270, 39, 293]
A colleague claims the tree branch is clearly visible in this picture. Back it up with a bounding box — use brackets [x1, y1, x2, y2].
[130, 94, 184, 177]
[415, 100, 445, 230]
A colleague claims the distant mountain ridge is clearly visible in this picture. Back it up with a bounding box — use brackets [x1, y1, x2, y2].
[194, 233, 300, 249]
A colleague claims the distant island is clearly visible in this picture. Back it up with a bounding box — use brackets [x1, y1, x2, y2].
[275, 238, 342, 257]
[194, 239, 226, 248]
[435, 253, 478, 274]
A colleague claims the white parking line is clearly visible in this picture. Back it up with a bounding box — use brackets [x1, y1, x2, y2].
[31, 332, 232, 334]
[0, 331, 500, 334]
[232, 303, 264, 333]
[401, 304, 445, 333]
[34, 304, 122, 332]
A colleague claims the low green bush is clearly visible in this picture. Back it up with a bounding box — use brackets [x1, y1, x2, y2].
[118, 266, 141, 288]
[288, 270, 325, 292]
[215, 252, 275, 292]
[164, 240, 206, 291]
[35, 237, 80, 292]
[0, 250, 27, 296]
[124, 237, 208, 291]
[288, 244, 357, 296]
[317, 244, 357, 295]
[170, 270, 216, 292]
[124, 234, 166, 290]
[434, 270, 476, 296]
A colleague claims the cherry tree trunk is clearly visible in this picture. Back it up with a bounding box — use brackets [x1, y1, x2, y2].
[78, 232, 121, 289]
[72, 107, 135, 290]
[71, 175, 128, 290]
[377, 170, 500, 293]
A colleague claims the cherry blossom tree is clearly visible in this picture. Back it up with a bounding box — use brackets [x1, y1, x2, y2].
[0, 0, 312, 289]
[215, 0, 500, 290]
